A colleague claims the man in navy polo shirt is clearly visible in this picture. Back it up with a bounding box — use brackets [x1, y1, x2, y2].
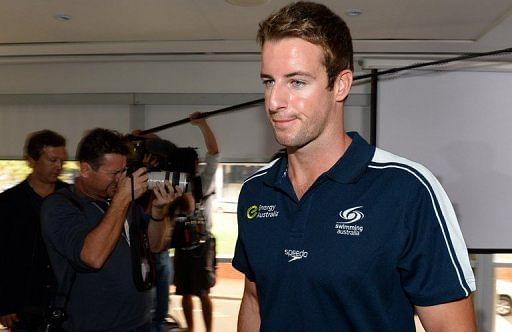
[232, 2, 477, 331]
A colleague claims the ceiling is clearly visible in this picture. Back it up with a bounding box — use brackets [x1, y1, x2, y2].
[1, 0, 512, 66]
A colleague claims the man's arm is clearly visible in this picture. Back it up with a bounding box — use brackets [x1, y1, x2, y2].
[147, 181, 178, 252]
[190, 112, 219, 155]
[238, 277, 260, 332]
[0, 199, 18, 327]
[415, 296, 476, 332]
[147, 213, 171, 253]
[0, 195, 12, 320]
[80, 168, 147, 269]
[0, 188, 24, 325]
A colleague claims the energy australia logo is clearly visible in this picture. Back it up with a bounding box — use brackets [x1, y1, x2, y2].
[246, 204, 279, 220]
[335, 206, 365, 236]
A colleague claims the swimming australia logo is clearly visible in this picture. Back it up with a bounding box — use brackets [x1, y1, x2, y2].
[339, 206, 364, 223]
[284, 249, 308, 262]
[335, 206, 365, 236]
[246, 204, 279, 220]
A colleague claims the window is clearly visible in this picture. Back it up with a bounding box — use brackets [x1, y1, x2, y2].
[0, 160, 78, 192]
[210, 162, 265, 258]
[495, 254, 512, 331]
[0, 160, 262, 259]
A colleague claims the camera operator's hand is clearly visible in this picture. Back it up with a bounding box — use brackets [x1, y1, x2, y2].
[151, 180, 180, 219]
[147, 181, 181, 252]
[190, 111, 206, 127]
[142, 153, 159, 168]
[0, 313, 19, 328]
[116, 167, 148, 202]
[190, 111, 219, 155]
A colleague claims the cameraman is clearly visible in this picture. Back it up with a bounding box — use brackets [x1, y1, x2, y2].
[41, 128, 177, 331]
[173, 112, 219, 332]
[0, 130, 67, 331]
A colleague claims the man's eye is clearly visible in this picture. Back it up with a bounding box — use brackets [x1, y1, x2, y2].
[262, 80, 274, 88]
[291, 80, 306, 88]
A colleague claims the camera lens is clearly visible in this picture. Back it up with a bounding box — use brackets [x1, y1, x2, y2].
[147, 172, 166, 190]
[147, 171, 189, 192]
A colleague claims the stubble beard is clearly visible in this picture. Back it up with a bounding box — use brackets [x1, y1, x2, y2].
[272, 120, 316, 150]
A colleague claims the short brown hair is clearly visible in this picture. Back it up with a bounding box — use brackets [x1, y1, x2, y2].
[76, 128, 129, 170]
[24, 129, 66, 160]
[257, 1, 353, 90]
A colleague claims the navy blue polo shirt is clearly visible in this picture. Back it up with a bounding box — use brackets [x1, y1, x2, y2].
[233, 132, 475, 332]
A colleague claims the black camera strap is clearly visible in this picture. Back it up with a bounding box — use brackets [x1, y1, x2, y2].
[46, 188, 84, 328]
[52, 189, 83, 296]
[48, 262, 75, 320]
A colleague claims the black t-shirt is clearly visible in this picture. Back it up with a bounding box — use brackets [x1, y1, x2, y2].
[0, 179, 68, 316]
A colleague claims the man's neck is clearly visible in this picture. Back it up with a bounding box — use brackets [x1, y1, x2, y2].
[74, 177, 105, 202]
[27, 174, 55, 198]
[287, 132, 352, 200]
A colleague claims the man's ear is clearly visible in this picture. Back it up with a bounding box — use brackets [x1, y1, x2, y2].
[334, 69, 353, 102]
[80, 162, 92, 178]
[27, 157, 36, 169]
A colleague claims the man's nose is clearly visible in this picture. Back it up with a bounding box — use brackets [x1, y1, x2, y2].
[267, 84, 287, 112]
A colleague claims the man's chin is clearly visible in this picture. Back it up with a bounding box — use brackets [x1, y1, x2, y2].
[108, 187, 119, 197]
[275, 135, 296, 148]
[43, 175, 59, 184]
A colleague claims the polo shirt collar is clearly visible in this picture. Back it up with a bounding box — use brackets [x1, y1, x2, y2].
[263, 155, 289, 189]
[264, 131, 375, 188]
[326, 131, 375, 183]
[70, 183, 111, 208]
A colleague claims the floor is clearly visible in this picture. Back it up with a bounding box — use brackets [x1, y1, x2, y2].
[167, 262, 244, 332]
[3, 264, 512, 331]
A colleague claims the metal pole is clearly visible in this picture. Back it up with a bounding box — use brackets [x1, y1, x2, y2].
[370, 69, 378, 145]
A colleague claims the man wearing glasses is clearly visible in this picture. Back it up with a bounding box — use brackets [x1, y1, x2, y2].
[41, 128, 177, 331]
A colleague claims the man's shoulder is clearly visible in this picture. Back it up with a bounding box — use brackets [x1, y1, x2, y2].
[370, 148, 434, 180]
[44, 185, 78, 208]
[368, 147, 444, 200]
[55, 180, 70, 190]
[242, 159, 281, 189]
[41, 186, 85, 230]
[1, 180, 68, 201]
[0, 180, 28, 200]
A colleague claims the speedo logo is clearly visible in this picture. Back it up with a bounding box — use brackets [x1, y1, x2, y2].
[284, 249, 308, 262]
[246, 204, 279, 219]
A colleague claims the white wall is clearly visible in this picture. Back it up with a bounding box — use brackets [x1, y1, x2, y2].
[377, 70, 512, 250]
[0, 60, 371, 161]
[0, 61, 262, 94]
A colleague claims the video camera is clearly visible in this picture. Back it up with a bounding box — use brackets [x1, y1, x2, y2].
[125, 134, 202, 199]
